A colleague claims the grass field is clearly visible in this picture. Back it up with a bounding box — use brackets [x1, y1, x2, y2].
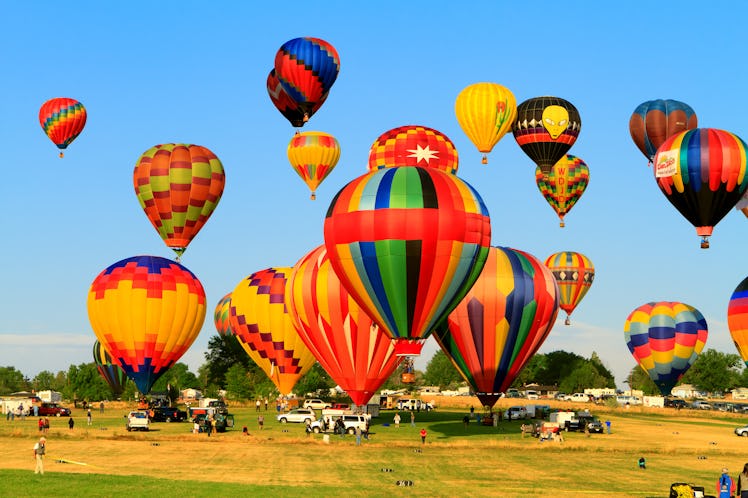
[2, 398, 746, 497]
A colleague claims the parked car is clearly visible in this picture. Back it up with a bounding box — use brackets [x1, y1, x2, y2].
[664, 398, 688, 409]
[311, 413, 369, 434]
[277, 408, 317, 424]
[735, 425, 748, 437]
[38, 402, 71, 417]
[126, 411, 150, 431]
[504, 406, 528, 420]
[193, 413, 235, 433]
[525, 390, 539, 400]
[568, 393, 592, 403]
[149, 406, 188, 422]
[302, 399, 331, 410]
[691, 400, 712, 410]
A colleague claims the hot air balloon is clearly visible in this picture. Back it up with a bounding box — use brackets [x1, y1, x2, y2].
[544, 251, 595, 325]
[323, 166, 491, 355]
[266, 69, 327, 128]
[87, 256, 207, 395]
[367, 125, 459, 174]
[133, 143, 226, 259]
[214, 293, 233, 337]
[93, 340, 129, 396]
[39, 97, 87, 158]
[728, 276, 748, 366]
[228, 267, 316, 395]
[286, 245, 402, 405]
[629, 99, 698, 163]
[433, 247, 559, 408]
[287, 131, 341, 200]
[535, 154, 590, 227]
[454, 82, 517, 164]
[513, 96, 581, 176]
[624, 301, 708, 396]
[274, 37, 340, 122]
[653, 128, 748, 248]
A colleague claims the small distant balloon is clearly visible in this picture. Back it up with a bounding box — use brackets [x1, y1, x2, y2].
[287, 131, 340, 200]
[454, 83, 517, 164]
[39, 97, 87, 158]
[535, 154, 589, 227]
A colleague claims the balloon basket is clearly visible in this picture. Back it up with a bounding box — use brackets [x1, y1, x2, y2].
[481, 155, 488, 165]
[700, 238, 709, 249]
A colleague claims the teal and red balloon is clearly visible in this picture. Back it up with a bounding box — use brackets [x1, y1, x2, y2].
[629, 99, 697, 162]
[624, 301, 708, 395]
[323, 166, 491, 351]
[434, 247, 559, 408]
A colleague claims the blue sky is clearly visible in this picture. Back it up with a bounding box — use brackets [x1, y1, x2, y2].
[1, 2, 746, 390]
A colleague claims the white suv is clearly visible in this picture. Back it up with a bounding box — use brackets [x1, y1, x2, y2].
[276, 408, 317, 424]
[303, 399, 331, 410]
[311, 413, 369, 434]
[126, 411, 150, 431]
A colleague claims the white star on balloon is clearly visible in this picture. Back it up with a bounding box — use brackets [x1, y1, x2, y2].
[406, 144, 439, 164]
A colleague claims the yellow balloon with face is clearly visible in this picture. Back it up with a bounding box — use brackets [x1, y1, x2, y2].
[542, 105, 569, 139]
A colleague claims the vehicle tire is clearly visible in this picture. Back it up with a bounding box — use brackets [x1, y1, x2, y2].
[56, 413, 61, 417]
[166, 417, 172, 423]
[742, 432, 748, 437]
[127, 426, 131, 432]
[313, 427, 321, 434]
[279, 418, 287, 424]
[347, 427, 355, 435]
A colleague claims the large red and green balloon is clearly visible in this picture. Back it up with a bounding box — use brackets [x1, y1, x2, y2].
[624, 301, 708, 396]
[434, 247, 559, 408]
[133, 144, 226, 258]
[728, 276, 748, 366]
[39, 97, 87, 158]
[653, 128, 748, 248]
[629, 99, 697, 162]
[323, 166, 491, 352]
[228, 267, 316, 395]
[87, 256, 207, 395]
[286, 245, 401, 406]
[93, 340, 129, 396]
[544, 251, 595, 325]
[535, 154, 589, 227]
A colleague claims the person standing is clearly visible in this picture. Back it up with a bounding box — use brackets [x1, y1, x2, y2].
[68, 417, 74, 431]
[420, 428, 427, 444]
[737, 463, 748, 498]
[33, 436, 46, 475]
[38, 418, 44, 433]
[605, 420, 611, 434]
[717, 467, 736, 498]
[393, 412, 401, 428]
[355, 425, 362, 446]
[264, 398, 268, 411]
[410, 411, 416, 427]
[43, 417, 49, 434]
[256, 399, 261, 412]
[258, 414, 264, 430]
[87, 408, 92, 426]
[99, 401, 104, 414]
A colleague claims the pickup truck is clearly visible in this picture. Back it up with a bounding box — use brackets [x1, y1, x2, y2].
[38, 402, 71, 417]
[126, 411, 150, 431]
[149, 406, 188, 422]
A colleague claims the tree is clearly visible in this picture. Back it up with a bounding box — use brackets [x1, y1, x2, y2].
[293, 363, 333, 398]
[151, 363, 199, 396]
[65, 363, 112, 401]
[422, 350, 463, 389]
[31, 370, 58, 392]
[680, 349, 742, 394]
[626, 365, 659, 395]
[201, 334, 250, 388]
[224, 363, 253, 400]
[0, 366, 30, 394]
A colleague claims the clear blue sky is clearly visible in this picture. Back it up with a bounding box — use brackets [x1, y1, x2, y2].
[1, 1, 746, 391]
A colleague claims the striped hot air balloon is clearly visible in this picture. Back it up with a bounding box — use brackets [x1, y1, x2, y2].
[213, 293, 233, 337]
[38, 97, 87, 158]
[544, 251, 595, 325]
[287, 131, 341, 200]
[535, 155, 590, 227]
[323, 166, 491, 353]
[92, 340, 129, 396]
[286, 245, 402, 406]
[728, 276, 748, 366]
[367, 125, 459, 174]
[266, 69, 328, 128]
[434, 247, 559, 408]
[653, 128, 748, 248]
[624, 301, 708, 396]
[629, 99, 697, 163]
[87, 256, 207, 395]
[133, 144, 226, 259]
[228, 267, 316, 395]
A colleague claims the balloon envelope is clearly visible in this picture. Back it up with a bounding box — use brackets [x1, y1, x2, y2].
[87, 256, 207, 394]
[266, 69, 327, 127]
[323, 166, 491, 344]
[624, 301, 708, 395]
[92, 340, 129, 396]
[728, 276, 748, 366]
[39, 97, 87, 157]
[535, 154, 589, 227]
[368, 125, 458, 174]
[133, 143, 226, 258]
[214, 293, 233, 337]
[629, 99, 697, 162]
[544, 251, 595, 324]
[286, 245, 401, 406]
[434, 247, 559, 408]
[653, 128, 748, 248]
[513, 96, 581, 175]
[454, 82, 517, 164]
[287, 131, 341, 199]
[228, 267, 316, 395]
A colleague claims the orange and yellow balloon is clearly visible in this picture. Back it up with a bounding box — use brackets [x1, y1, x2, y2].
[87, 255, 207, 394]
[228, 267, 316, 395]
[287, 131, 340, 200]
[544, 251, 595, 325]
[535, 154, 590, 227]
[39, 97, 87, 158]
[455, 82, 517, 164]
[728, 276, 748, 366]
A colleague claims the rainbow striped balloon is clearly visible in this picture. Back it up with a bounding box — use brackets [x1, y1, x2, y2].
[728, 276, 748, 366]
[213, 293, 233, 337]
[535, 155, 590, 227]
[544, 251, 595, 324]
[87, 256, 207, 394]
[229, 267, 316, 395]
[92, 340, 129, 396]
[434, 247, 559, 408]
[367, 125, 459, 174]
[286, 245, 401, 406]
[624, 301, 708, 395]
[324, 166, 491, 343]
[38, 97, 87, 157]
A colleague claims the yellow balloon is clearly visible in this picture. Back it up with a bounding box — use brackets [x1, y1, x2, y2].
[287, 131, 341, 200]
[455, 82, 517, 164]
